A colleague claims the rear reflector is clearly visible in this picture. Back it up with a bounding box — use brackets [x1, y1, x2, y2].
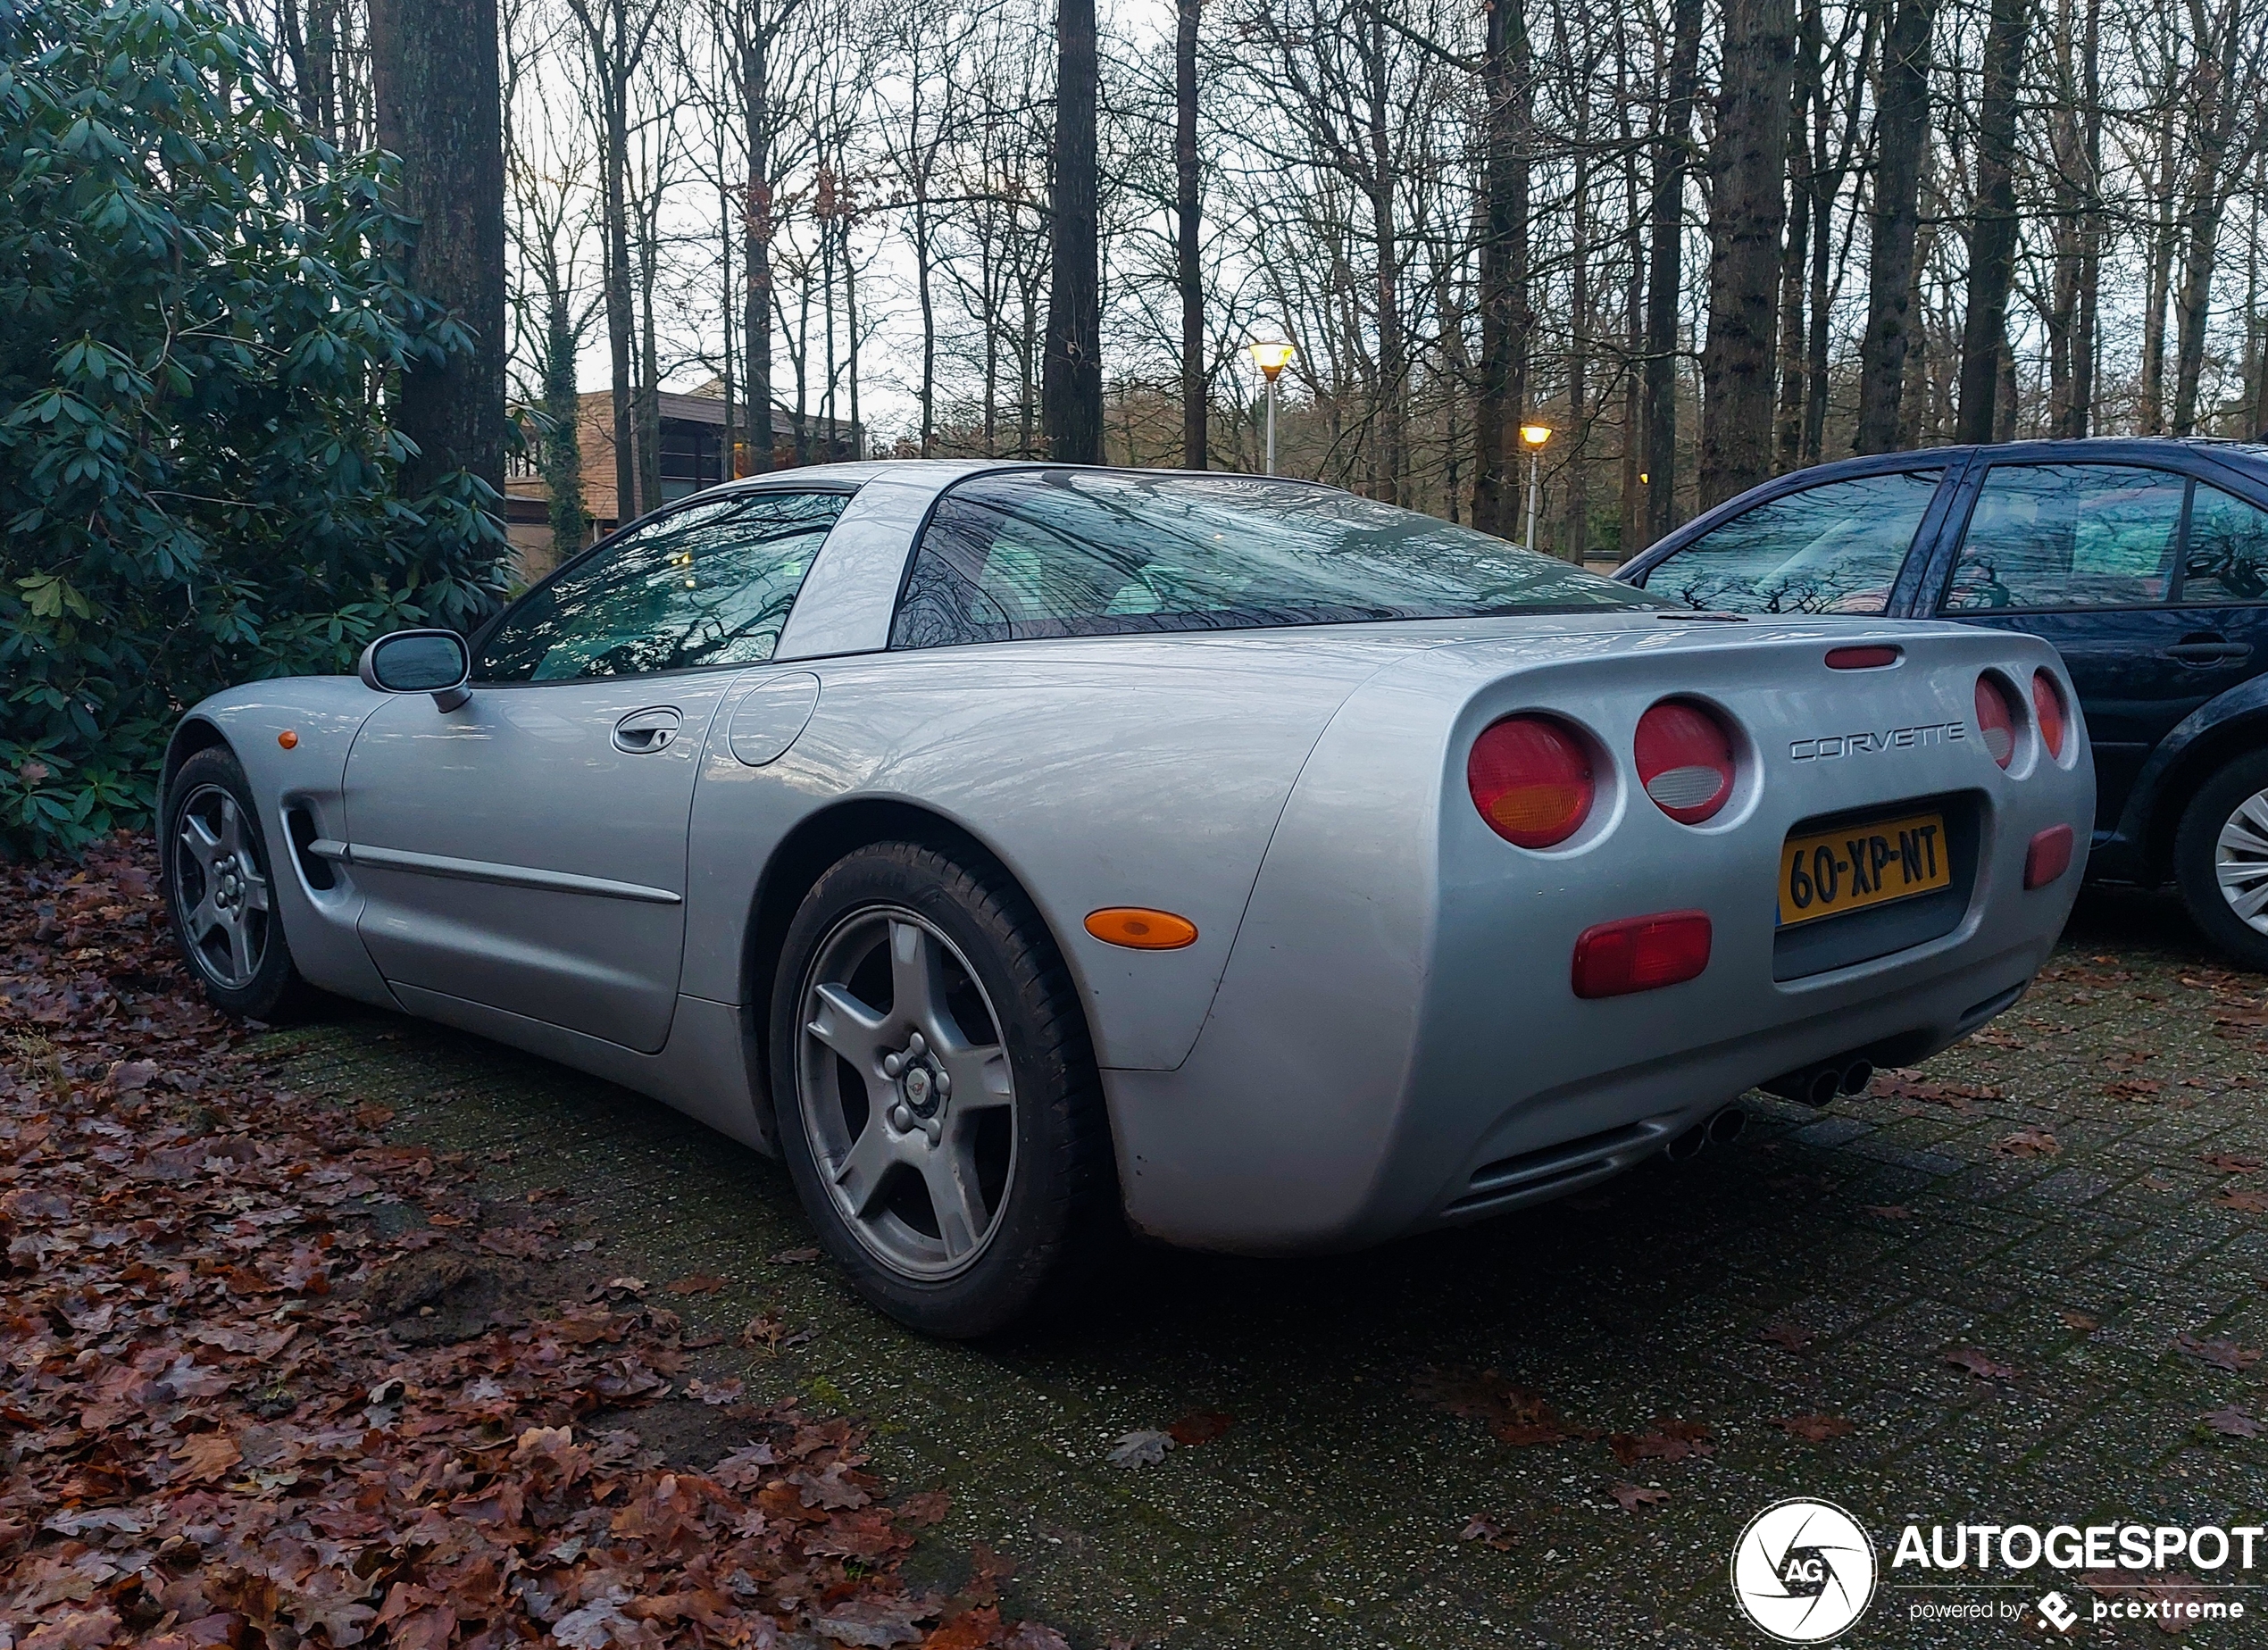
[2024, 824, 2074, 889]
[1469, 715, 1595, 848]
[1634, 699, 1736, 824]
[2031, 671, 2067, 759]
[1825, 645, 1901, 670]
[1572, 911, 1713, 999]
[1974, 674, 2020, 768]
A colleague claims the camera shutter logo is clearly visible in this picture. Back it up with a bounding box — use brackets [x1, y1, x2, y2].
[1730, 1497, 1878, 1642]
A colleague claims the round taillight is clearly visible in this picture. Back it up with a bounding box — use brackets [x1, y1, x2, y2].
[2031, 671, 2066, 760]
[1634, 699, 1737, 824]
[1468, 715, 1595, 848]
[1974, 674, 2021, 769]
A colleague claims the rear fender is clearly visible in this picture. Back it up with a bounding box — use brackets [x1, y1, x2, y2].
[2114, 677, 2268, 882]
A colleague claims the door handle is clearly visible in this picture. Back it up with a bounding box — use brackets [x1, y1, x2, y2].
[2164, 638, 2252, 667]
[612, 706, 683, 753]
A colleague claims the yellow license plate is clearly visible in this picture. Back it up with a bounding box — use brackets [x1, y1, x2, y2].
[1779, 810, 1950, 927]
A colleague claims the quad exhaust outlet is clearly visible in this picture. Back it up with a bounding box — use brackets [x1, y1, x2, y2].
[1764, 1056, 1876, 1109]
[1664, 1104, 1748, 1163]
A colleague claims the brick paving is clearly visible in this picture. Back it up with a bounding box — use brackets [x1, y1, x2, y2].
[260, 887, 2268, 1647]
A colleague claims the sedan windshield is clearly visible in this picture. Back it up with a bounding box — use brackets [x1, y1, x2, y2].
[890, 469, 1661, 647]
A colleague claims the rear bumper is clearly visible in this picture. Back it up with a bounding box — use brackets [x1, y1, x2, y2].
[1101, 619, 2091, 1254]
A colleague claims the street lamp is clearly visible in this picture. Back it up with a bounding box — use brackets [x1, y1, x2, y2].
[1520, 423, 1552, 553]
[1248, 338, 1296, 474]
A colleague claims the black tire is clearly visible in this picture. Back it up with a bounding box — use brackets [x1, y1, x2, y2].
[2172, 748, 2268, 973]
[767, 840, 1114, 1337]
[161, 746, 313, 1021]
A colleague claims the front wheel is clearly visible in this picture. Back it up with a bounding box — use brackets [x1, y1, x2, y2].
[2173, 749, 2268, 972]
[768, 841, 1113, 1337]
[161, 746, 312, 1021]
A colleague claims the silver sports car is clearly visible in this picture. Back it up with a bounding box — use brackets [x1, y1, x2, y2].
[163, 462, 2093, 1334]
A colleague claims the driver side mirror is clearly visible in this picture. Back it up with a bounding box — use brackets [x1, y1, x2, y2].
[358, 629, 471, 712]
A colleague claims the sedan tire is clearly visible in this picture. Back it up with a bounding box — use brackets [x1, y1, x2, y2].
[162, 746, 313, 1021]
[2174, 749, 2268, 972]
[768, 841, 1115, 1337]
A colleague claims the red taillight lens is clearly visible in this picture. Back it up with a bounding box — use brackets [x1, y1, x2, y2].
[1974, 674, 2020, 769]
[1634, 699, 1737, 824]
[2032, 671, 2067, 760]
[2025, 823, 2074, 889]
[1468, 715, 1595, 847]
[1572, 911, 1713, 998]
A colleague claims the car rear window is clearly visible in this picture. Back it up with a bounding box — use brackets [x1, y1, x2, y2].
[889, 469, 1660, 648]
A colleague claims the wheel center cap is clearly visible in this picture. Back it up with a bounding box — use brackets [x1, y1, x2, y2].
[902, 1062, 939, 1117]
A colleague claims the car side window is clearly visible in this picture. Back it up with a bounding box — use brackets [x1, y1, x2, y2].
[473, 490, 847, 682]
[1940, 464, 2187, 612]
[2180, 483, 2268, 604]
[1638, 471, 1941, 615]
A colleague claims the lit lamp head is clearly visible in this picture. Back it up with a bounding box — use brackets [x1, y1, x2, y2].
[1521, 423, 1553, 448]
[1247, 338, 1296, 381]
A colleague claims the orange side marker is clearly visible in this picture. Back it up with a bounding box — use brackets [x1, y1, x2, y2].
[1085, 907, 1198, 950]
[278, 729, 299, 749]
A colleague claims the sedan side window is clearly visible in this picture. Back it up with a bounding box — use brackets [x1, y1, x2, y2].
[1638, 471, 1941, 615]
[473, 490, 848, 682]
[2180, 483, 2268, 604]
[1940, 464, 2187, 612]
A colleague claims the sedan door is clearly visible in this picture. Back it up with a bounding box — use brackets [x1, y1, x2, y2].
[1929, 462, 2233, 828]
[343, 488, 849, 1052]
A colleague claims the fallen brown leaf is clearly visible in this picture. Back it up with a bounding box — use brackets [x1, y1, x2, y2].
[2172, 1333, 2262, 1373]
[1166, 1409, 1234, 1446]
[1759, 1321, 1814, 1353]
[2105, 1078, 2164, 1100]
[1863, 1204, 1912, 1221]
[2212, 1186, 2268, 1214]
[1608, 1482, 1669, 1512]
[1769, 1413, 1855, 1442]
[2060, 1310, 2100, 1333]
[2200, 1404, 2261, 1439]
[771, 1246, 822, 1264]
[1995, 1128, 2061, 1157]
[2200, 1153, 2264, 1174]
[1943, 1346, 2020, 1381]
[1457, 1513, 1522, 1550]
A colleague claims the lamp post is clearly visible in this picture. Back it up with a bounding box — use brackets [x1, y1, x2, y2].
[1248, 338, 1296, 474]
[1520, 423, 1552, 553]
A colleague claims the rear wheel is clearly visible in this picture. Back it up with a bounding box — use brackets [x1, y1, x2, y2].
[769, 841, 1112, 1337]
[2173, 749, 2268, 972]
[162, 746, 312, 1021]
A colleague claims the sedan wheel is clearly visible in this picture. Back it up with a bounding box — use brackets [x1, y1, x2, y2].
[796, 905, 1018, 1278]
[2175, 751, 2268, 972]
[770, 840, 1114, 1337]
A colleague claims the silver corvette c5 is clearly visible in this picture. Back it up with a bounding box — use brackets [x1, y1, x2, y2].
[163, 462, 2092, 1335]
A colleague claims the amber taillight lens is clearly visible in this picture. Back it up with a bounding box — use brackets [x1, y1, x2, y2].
[1468, 715, 1595, 848]
[2031, 671, 2067, 760]
[1634, 699, 1737, 824]
[1974, 674, 2021, 769]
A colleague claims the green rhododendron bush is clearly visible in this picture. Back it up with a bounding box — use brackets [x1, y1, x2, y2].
[0, 0, 509, 859]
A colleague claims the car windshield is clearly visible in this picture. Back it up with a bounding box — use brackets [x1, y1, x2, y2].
[891, 469, 1662, 647]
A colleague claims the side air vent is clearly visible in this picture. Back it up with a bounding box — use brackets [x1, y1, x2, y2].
[285, 804, 338, 891]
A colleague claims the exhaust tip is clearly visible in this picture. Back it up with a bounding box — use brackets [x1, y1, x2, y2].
[1705, 1105, 1747, 1146]
[1840, 1060, 1875, 1096]
[1805, 1067, 1843, 1108]
[1663, 1123, 1708, 1163]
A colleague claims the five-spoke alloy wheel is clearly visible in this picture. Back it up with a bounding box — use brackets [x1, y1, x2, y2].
[770, 841, 1113, 1336]
[162, 746, 310, 1019]
[2177, 751, 2268, 972]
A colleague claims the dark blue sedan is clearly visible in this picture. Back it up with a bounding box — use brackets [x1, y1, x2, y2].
[1617, 438, 2268, 970]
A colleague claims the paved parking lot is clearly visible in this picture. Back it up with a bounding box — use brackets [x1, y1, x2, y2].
[259, 888, 2268, 1647]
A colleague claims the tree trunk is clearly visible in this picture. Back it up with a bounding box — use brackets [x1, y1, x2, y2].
[2070, 0, 2102, 436]
[370, 0, 506, 505]
[1562, 70, 1591, 559]
[1042, 0, 1103, 462]
[1698, 0, 1797, 508]
[740, 24, 775, 471]
[2171, 0, 2247, 436]
[543, 286, 586, 562]
[1641, 0, 1701, 539]
[1773, 44, 1811, 476]
[1854, 0, 1934, 453]
[1472, 0, 1533, 536]
[1955, 0, 2028, 444]
[1176, 0, 1205, 468]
